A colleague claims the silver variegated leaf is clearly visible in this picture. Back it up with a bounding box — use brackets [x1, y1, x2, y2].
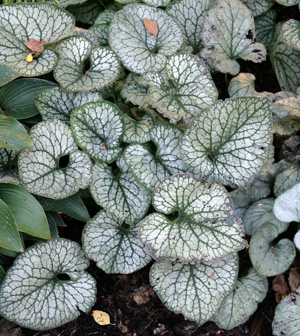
[200, 0, 267, 75]
[0, 239, 96, 331]
[150, 255, 239, 326]
[274, 0, 299, 5]
[89, 9, 116, 46]
[0, 3, 75, 77]
[180, 98, 272, 188]
[124, 124, 186, 192]
[72, 28, 100, 47]
[35, 87, 102, 124]
[109, 4, 184, 74]
[249, 221, 296, 276]
[90, 157, 151, 224]
[141, 54, 218, 124]
[121, 74, 151, 108]
[281, 19, 300, 51]
[274, 166, 300, 196]
[54, 36, 120, 92]
[82, 210, 152, 274]
[140, 174, 246, 263]
[242, 0, 274, 17]
[212, 268, 268, 330]
[18, 119, 92, 199]
[255, 9, 277, 46]
[123, 114, 154, 144]
[71, 101, 124, 163]
[294, 231, 300, 250]
[166, 0, 216, 53]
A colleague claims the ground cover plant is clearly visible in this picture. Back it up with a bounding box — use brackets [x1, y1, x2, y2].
[0, 0, 300, 335]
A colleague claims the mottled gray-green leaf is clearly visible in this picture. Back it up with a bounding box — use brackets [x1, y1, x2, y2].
[249, 221, 296, 276]
[72, 28, 100, 47]
[180, 98, 272, 188]
[35, 87, 102, 124]
[123, 114, 154, 144]
[281, 19, 300, 51]
[242, 0, 274, 16]
[274, 166, 300, 196]
[109, 4, 184, 74]
[255, 9, 277, 46]
[71, 101, 124, 163]
[18, 119, 92, 199]
[0, 65, 20, 87]
[54, 36, 120, 92]
[0, 239, 96, 331]
[274, 0, 298, 5]
[89, 9, 116, 46]
[82, 210, 152, 274]
[212, 268, 268, 330]
[150, 255, 239, 326]
[67, 0, 102, 24]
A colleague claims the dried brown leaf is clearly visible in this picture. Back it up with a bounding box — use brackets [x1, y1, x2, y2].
[289, 268, 300, 292]
[272, 274, 289, 303]
[25, 39, 45, 53]
[143, 18, 158, 37]
[133, 285, 154, 305]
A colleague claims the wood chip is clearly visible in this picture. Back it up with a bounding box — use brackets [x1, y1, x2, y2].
[143, 18, 158, 37]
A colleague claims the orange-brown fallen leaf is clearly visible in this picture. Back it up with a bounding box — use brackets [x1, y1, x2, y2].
[25, 38, 45, 53]
[289, 268, 300, 292]
[99, 145, 106, 150]
[143, 18, 158, 37]
[272, 274, 289, 303]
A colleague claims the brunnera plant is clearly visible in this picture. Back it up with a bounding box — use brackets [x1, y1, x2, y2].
[0, 0, 299, 333]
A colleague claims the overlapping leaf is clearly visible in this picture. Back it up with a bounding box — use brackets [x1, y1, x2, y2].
[274, 166, 300, 196]
[281, 19, 300, 51]
[67, 0, 102, 24]
[242, 0, 274, 17]
[180, 98, 272, 188]
[18, 119, 92, 199]
[89, 9, 116, 46]
[255, 10, 277, 46]
[123, 114, 154, 144]
[0, 148, 17, 171]
[0, 65, 20, 87]
[274, 0, 298, 5]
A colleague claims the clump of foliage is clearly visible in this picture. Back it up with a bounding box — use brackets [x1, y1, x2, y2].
[0, 0, 300, 333]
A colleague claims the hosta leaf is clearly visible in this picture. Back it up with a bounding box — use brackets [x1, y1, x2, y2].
[0, 3, 75, 77]
[89, 9, 116, 46]
[18, 119, 92, 199]
[82, 210, 152, 274]
[123, 114, 154, 144]
[90, 158, 151, 224]
[67, 0, 102, 25]
[212, 268, 268, 329]
[0, 199, 23, 252]
[71, 101, 124, 163]
[35, 87, 102, 124]
[140, 174, 246, 263]
[166, 0, 216, 53]
[273, 182, 300, 222]
[255, 9, 277, 46]
[180, 98, 272, 188]
[249, 221, 296, 276]
[0, 65, 20, 87]
[274, 167, 300, 196]
[150, 255, 239, 326]
[0, 239, 96, 330]
[0, 115, 33, 151]
[0, 79, 57, 120]
[242, 0, 274, 17]
[124, 124, 186, 192]
[281, 19, 300, 51]
[243, 198, 286, 235]
[0, 148, 17, 171]
[200, 0, 267, 75]
[273, 288, 300, 336]
[0, 184, 50, 240]
[54, 36, 120, 92]
[141, 54, 218, 124]
[109, 4, 184, 74]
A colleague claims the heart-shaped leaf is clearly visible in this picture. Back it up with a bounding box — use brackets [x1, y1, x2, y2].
[109, 4, 184, 74]
[141, 54, 218, 124]
[140, 174, 246, 263]
[242, 0, 274, 17]
[274, 166, 300, 196]
[180, 97, 272, 188]
[54, 36, 120, 92]
[255, 9, 277, 46]
[150, 255, 239, 326]
[0, 239, 96, 330]
[35, 87, 102, 124]
[89, 9, 116, 46]
[124, 124, 186, 192]
[82, 210, 152, 274]
[0, 3, 75, 77]
[212, 268, 268, 329]
[90, 157, 151, 224]
[123, 114, 154, 144]
[200, 0, 267, 75]
[281, 19, 300, 51]
[18, 118, 92, 199]
[71, 101, 124, 163]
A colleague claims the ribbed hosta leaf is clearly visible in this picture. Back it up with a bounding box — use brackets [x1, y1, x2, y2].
[180, 98, 272, 188]
[89, 9, 116, 46]
[0, 148, 17, 171]
[141, 54, 218, 124]
[0, 239, 96, 330]
[109, 4, 183, 74]
[140, 174, 246, 263]
[249, 221, 296, 276]
[274, 167, 300, 196]
[123, 114, 154, 144]
[242, 0, 274, 16]
[255, 10, 277, 46]
[124, 124, 186, 192]
[166, 0, 216, 53]
[35, 87, 102, 124]
[281, 19, 300, 51]
[90, 157, 151, 224]
[212, 268, 268, 329]
[0, 3, 75, 77]
[121, 74, 150, 108]
[82, 210, 152, 274]
[71, 101, 124, 163]
[150, 255, 238, 326]
[0, 65, 20, 87]
[273, 182, 300, 223]
[200, 0, 267, 75]
[18, 119, 92, 199]
[54, 36, 120, 92]
[273, 288, 300, 336]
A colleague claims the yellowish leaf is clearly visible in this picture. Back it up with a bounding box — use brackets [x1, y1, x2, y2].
[143, 18, 158, 37]
[92, 310, 111, 326]
[26, 54, 33, 63]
